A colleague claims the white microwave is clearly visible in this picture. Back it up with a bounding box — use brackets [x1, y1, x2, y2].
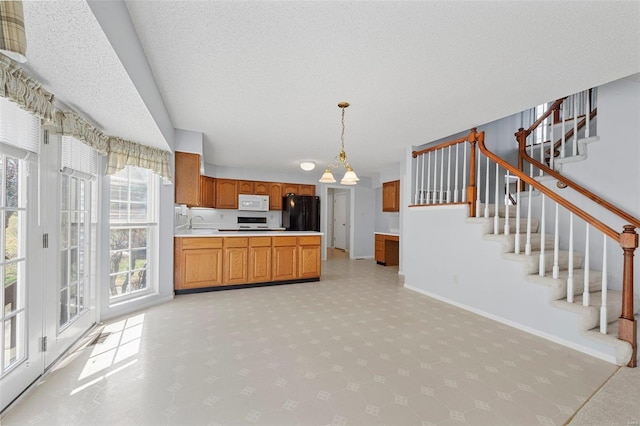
[238, 194, 269, 211]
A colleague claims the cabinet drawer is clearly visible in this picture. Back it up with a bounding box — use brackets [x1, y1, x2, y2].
[179, 237, 223, 249]
[273, 236, 297, 247]
[375, 234, 384, 243]
[250, 237, 272, 247]
[224, 237, 249, 248]
[298, 236, 321, 246]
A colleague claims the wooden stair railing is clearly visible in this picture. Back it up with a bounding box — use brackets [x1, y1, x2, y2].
[411, 129, 478, 217]
[474, 128, 637, 367]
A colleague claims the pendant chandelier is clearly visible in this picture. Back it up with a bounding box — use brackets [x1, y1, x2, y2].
[319, 102, 359, 185]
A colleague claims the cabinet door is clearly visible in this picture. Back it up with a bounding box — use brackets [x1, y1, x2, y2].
[238, 180, 254, 194]
[282, 183, 299, 196]
[269, 183, 283, 210]
[298, 184, 316, 196]
[175, 152, 201, 206]
[182, 248, 223, 288]
[174, 238, 223, 290]
[216, 179, 239, 209]
[382, 180, 400, 212]
[254, 181, 270, 195]
[200, 176, 216, 208]
[249, 248, 272, 283]
[272, 236, 298, 281]
[223, 238, 249, 284]
[375, 234, 385, 263]
[298, 241, 321, 279]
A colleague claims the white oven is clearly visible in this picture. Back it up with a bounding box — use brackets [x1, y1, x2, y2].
[238, 194, 269, 211]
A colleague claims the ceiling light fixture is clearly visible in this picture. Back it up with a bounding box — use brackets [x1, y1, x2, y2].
[319, 102, 359, 185]
[300, 161, 315, 171]
[0, 1, 27, 63]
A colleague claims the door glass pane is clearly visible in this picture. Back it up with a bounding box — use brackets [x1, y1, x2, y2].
[4, 211, 17, 261]
[69, 284, 78, 318]
[60, 250, 68, 285]
[70, 212, 78, 247]
[70, 177, 78, 210]
[69, 248, 78, 282]
[61, 175, 69, 210]
[61, 212, 69, 249]
[59, 288, 68, 327]
[5, 158, 18, 208]
[3, 314, 21, 368]
[4, 263, 17, 315]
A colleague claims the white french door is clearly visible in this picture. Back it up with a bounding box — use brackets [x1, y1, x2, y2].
[333, 191, 347, 250]
[0, 154, 44, 411]
[41, 133, 97, 367]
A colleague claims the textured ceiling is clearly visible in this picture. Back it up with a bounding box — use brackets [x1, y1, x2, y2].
[20, 1, 640, 178]
[20, 1, 168, 151]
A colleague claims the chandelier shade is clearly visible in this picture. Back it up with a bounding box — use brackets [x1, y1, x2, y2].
[319, 102, 358, 185]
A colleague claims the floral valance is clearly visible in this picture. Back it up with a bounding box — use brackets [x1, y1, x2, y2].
[0, 55, 54, 121]
[106, 137, 172, 182]
[54, 111, 109, 155]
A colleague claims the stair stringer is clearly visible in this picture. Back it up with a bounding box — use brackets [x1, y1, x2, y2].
[402, 204, 625, 365]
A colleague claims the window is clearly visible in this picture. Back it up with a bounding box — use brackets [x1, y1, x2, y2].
[109, 166, 157, 301]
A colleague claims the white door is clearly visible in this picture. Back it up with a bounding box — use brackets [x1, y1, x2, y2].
[42, 135, 97, 367]
[333, 192, 347, 250]
[0, 154, 45, 411]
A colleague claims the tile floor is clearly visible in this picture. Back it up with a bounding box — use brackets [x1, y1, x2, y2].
[1, 250, 623, 425]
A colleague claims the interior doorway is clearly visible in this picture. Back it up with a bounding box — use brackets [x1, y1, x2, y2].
[333, 191, 347, 250]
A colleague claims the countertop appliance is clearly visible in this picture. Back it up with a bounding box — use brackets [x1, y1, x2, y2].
[238, 194, 269, 211]
[282, 194, 320, 232]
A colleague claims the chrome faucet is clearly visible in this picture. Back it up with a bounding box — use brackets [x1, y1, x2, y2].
[189, 215, 204, 229]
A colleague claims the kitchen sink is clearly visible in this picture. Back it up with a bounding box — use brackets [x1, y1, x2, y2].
[180, 228, 218, 235]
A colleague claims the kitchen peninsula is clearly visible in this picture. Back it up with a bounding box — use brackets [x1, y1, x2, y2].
[174, 230, 323, 293]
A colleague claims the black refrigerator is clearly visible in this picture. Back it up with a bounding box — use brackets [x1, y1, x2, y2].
[282, 195, 320, 231]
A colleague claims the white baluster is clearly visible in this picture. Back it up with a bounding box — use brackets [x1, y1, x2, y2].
[484, 156, 490, 218]
[446, 146, 452, 203]
[419, 155, 425, 204]
[539, 195, 546, 276]
[462, 143, 467, 203]
[426, 152, 431, 204]
[525, 163, 533, 255]
[439, 147, 445, 203]
[515, 177, 521, 254]
[561, 101, 566, 158]
[586, 89, 591, 138]
[539, 113, 545, 176]
[552, 203, 560, 279]
[573, 94, 578, 156]
[600, 234, 608, 334]
[494, 163, 500, 235]
[504, 171, 510, 236]
[583, 225, 590, 307]
[414, 155, 420, 204]
[549, 110, 555, 171]
[433, 150, 438, 204]
[567, 213, 575, 303]
[476, 149, 481, 217]
[454, 144, 459, 203]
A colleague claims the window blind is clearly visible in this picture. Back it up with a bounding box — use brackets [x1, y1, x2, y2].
[0, 95, 40, 157]
[61, 134, 98, 178]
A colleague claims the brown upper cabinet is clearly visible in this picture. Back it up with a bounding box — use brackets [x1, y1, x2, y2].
[382, 180, 400, 212]
[282, 183, 299, 196]
[175, 152, 201, 206]
[238, 180, 254, 194]
[299, 184, 316, 196]
[216, 179, 239, 209]
[254, 181, 270, 195]
[269, 183, 283, 210]
[200, 176, 216, 208]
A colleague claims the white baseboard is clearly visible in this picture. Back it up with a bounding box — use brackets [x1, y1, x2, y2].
[404, 284, 617, 365]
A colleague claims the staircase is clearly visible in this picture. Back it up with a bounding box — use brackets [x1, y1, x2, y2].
[408, 88, 639, 367]
[468, 203, 638, 365]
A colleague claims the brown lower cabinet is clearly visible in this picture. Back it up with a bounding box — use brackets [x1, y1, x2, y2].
[174, 234, 321, 291]
[174, 237, 223, 290]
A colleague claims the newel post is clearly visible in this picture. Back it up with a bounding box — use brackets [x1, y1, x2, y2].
[467, 128, 477, 217]
[619, 224, 638, 367]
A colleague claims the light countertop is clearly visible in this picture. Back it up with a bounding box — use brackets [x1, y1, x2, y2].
[175, 230, 324, 238]
[375, 232, 400, 237]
